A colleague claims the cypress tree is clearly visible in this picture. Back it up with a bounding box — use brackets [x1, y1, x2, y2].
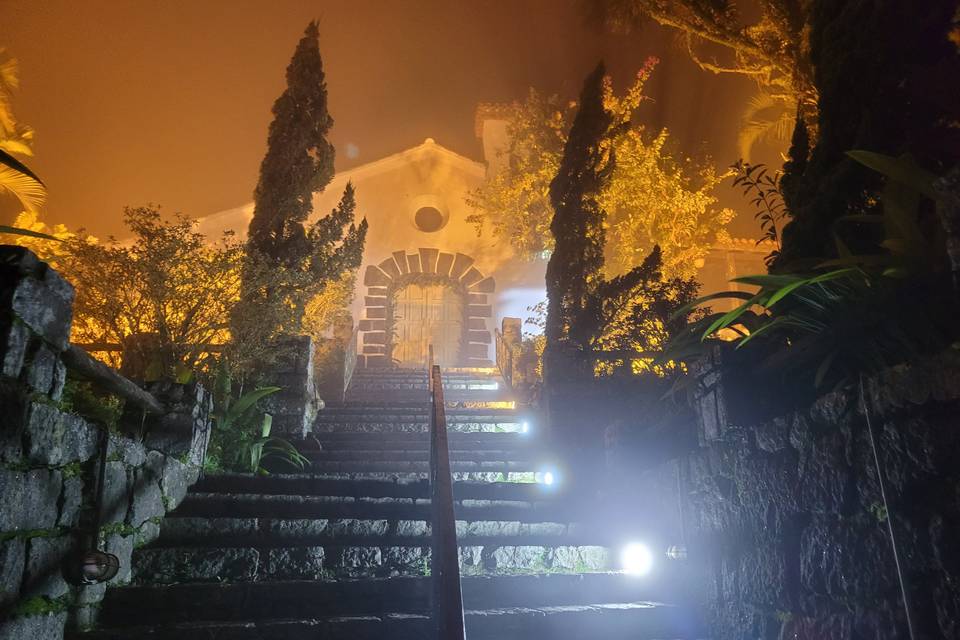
[248, 20, 336, 267]
[235, 21, 367, 364]
[544, 62, 615, 353]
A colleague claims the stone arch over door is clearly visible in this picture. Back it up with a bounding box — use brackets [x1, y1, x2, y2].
[358, 248, 495, 368]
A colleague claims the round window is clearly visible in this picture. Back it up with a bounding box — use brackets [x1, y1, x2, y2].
[414, 206, 445, 233]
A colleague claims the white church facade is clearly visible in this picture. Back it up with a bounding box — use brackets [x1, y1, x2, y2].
[199, 112, 769, 369]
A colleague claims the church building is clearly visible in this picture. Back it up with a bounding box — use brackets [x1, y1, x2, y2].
[199, 110, 769, 369]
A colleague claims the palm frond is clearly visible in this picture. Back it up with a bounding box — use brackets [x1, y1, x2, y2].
[737, 92, 796, 161]
[0, 150, 45, 211]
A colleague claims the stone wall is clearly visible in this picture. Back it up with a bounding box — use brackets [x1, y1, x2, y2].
[670, 349, 960, 639]
[0, 247, 211, 638]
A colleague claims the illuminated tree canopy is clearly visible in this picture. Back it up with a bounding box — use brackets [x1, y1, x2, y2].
[468, 57, 733, 280]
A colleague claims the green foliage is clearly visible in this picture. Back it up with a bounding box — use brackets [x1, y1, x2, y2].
[0, 50, 46, 213]
[668, 152, 957, 389]
[9, 595, 71, 619]
[60, 379, 123, 431]
[467, 58, 732, 279]
[777, 0, 960, 266]
[206, 366, 308, 474]
[544, 65, 703, 379]
[731, 161, 787, 267]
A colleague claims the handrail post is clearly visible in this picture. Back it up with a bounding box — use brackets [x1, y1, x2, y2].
[428, 362, 466, 640]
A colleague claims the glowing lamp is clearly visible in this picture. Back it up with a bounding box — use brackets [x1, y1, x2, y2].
[621, 542, 653, 575]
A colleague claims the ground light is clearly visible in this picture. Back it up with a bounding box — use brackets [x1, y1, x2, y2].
[621, 542, 654, 575]
[535, 469, 557, 486]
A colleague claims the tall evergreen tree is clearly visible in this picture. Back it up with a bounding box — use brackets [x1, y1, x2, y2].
[236, 21, 367, 364]
[544, 62, 615, 353]
[248, 20, 335, 267]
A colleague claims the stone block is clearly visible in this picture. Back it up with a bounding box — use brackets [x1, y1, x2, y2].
[58, 476, 83, 528]
[0, 468, 61, 533]
[161, 456, 192, 510]
[108, 432, 146, 467]
[101, 461, 131, 525]
[407, 254, 422, 273]
[435, 252, 454, 277]
[449, 253, 474, 280]
[128, 467, 164, 527]
[419, 248, 439, 273]
[467, 293, 487, 305]
[266, 546, 325, 580]
[49, 359, 66, 402]
[467, 304, 492, 318]
[467, 330, 491, 344]
[465, 343, 490, 359]
[363, 265, 391, 287]
[358, 319, 386, 332]
[24, 402, 98, 466]
[23, 535, 71, 599]
[0, 611, 67, 640]
[460, 267, 484, 287]
[467, 318, 487, 331]
[364, 296, 387, 307]
[378, 257, 401, 279]
[0, 538, 25, 609]
[470, 276, 496, 293]
[362, 345, 386, 355]
[23, 343, 59, 396]
[366, 307, 387, 319]
[392, 251, 410, 275]
[366, 287, 388, 297]
[2, 249, 74, 348]
[364, 354, 388, 367]
[363, 331, 387, 346]
[1, 320, 31, 378]
[105, 533, 135, 584]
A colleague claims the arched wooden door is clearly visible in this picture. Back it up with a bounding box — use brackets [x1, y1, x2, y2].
[392, 283, 463, 367]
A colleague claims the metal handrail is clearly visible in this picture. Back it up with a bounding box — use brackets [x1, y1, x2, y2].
[428, 359, 465, 639]
[343, 325, 360, 401]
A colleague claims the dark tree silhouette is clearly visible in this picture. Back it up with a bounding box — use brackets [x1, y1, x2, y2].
[247, 20, 336, 266]
[544, 62, 615, 354]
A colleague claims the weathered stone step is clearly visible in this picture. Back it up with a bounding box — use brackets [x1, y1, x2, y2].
[301, 449, 533, 463]
[301, 470, 536, 482]
[88, 574, 691, 629]
[74, 603, 699, 640]
[192, 475, 543, 500]
[307, 438, 528, 451]
[172, 493, 570, 522]
[298, 460, 536, 474]
[131, 543, 611, 582]
[154, 516, 603, 547]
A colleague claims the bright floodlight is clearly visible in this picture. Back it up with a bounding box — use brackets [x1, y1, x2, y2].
[535, 469, 556, 486]
[521, 421, 530, 434]
[621, 543, 653, 575]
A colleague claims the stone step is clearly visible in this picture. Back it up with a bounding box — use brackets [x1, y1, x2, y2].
[300, 449, 534, 463]
[293, 470, 537, 482]
[277, 460, 538, 474]
[307, 437, 529, 451]
[312, 421, 523, 434]
[154, 516, 604, 547]
[192, 475, 543, 500]
[73, 604, 703, 640]
[172, 493, 570, 522]
[88, 573, 693, 629]
[131, 543, 612, 583]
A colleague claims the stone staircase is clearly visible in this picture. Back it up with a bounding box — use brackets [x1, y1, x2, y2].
[75, 367, 705, 639]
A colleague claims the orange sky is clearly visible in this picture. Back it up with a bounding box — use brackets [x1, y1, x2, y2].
[4, 0, 777, 238]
